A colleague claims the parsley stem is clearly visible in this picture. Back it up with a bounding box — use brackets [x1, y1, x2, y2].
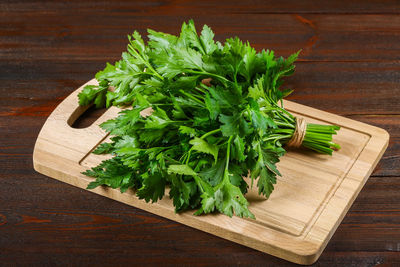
[185, 149, 192, 165]
[272, 102, 295, 121]
[127, 44, 164, 80]
[187, 70, 230, 84]
[179, 90, 204, 105]
[194, 86, 207, 94]
[272, 109, 295, 125]
[233, 71, 238, 86]
[184, 129, 222, 165]
[200, 128, 221, 139]
[199, 83, 211, 91]
[225, 136, 233, 172]
[274, 121, 294, 128]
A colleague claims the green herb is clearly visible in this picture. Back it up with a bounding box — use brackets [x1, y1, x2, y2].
[79, 20, 340, 219]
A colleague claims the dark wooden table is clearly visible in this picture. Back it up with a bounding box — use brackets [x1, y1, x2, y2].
[1, 1, 399, 266]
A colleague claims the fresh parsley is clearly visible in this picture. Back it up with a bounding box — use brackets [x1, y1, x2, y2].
[79, 20, 340, 219]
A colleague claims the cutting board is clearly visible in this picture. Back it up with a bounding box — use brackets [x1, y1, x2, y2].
[33, 79, 389, 265]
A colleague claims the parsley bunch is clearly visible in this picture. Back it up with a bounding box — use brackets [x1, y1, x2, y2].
[79, 20, 340, 219]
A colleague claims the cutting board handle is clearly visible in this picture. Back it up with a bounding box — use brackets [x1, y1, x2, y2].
[65, 79, 100, 128]
[34, 79, 120, 159]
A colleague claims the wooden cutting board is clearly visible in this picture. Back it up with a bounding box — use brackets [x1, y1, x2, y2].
[33, 79, 389, 265]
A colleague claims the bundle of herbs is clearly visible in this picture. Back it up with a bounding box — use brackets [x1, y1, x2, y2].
[78, 20, 340, 219]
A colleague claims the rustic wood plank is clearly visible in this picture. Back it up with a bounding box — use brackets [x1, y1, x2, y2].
[1, 0, 400, 15]
[2, 11, 400, 61]
[285, 62, 400, 115]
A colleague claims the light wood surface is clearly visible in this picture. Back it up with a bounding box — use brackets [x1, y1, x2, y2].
[33, 79, 389, 265]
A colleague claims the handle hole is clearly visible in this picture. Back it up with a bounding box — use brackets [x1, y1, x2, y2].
[68, 105, 108, 129]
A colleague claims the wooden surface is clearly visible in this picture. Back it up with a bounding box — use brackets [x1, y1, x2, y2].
[32, 79, 389, 264]
[1, 0, 400, 266]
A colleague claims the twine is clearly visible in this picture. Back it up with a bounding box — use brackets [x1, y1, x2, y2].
[287, 117, 307, 148]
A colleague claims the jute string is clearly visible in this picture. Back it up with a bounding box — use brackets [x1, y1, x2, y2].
[287, 117, 307, 148]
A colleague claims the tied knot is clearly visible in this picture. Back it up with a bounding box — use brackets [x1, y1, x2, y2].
[287, 117, 306, 148]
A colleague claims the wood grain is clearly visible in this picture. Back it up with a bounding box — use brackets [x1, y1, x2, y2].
[2, 0, 400, 15]
[3, 14, 400, 62]
[1, 0, 399, 266]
